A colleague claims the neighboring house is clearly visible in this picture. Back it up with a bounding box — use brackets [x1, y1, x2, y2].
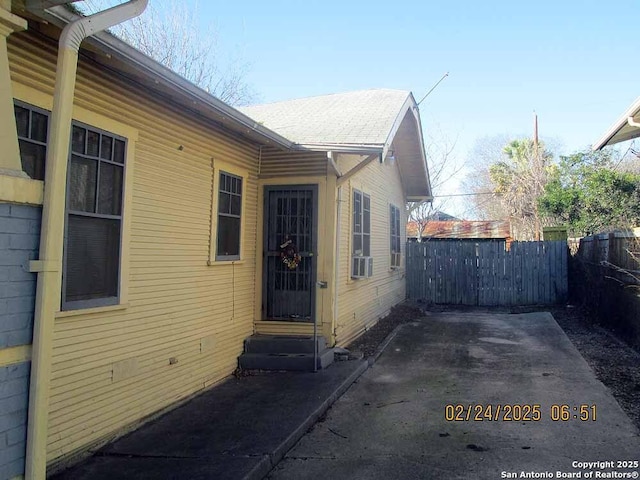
[407, 220, 512, 244]
[593, 96, 640, 150]
[0, 1, 431, 477]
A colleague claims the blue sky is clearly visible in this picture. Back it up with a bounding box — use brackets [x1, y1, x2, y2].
[95, 0, 640, 216]
[203, 0, 637, 150]
[200, 0, 639, 214]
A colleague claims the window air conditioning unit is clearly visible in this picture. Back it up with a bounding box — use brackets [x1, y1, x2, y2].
[352, 256, 373, 279]
[391, 252, 401, 268]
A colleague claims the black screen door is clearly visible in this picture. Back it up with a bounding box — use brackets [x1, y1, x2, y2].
[263, 186, 317, 321]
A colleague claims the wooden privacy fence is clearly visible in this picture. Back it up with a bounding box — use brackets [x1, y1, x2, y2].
[406, 240, 568, 306]
[575, 230, 640, 283]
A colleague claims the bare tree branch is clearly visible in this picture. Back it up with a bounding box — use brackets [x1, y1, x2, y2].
[407, 131, 464, 240]
[80, 0, 258, 106]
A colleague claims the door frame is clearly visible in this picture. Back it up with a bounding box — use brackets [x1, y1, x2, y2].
[262, 184, 319, 321]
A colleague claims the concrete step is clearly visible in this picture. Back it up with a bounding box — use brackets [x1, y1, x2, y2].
[243, 335, 327, 354]
[238, 348, 335, 371]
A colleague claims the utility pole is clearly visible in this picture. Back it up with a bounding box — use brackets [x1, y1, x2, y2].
[533, 111, 541, 241]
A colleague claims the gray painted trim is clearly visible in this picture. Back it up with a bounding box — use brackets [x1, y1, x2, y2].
[262, 185, 318, 321]
[215, 171, 243, 262]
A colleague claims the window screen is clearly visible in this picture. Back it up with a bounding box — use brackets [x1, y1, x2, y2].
[390, 205, 401, 267]
[352, 190, 371, 276]
[216, 171, 243, 260]
[65, 216, 120, 302]
[63, 122, 126, 310]
[14, 101, 49, 180]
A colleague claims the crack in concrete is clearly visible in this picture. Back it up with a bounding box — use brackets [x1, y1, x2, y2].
[328, 427, 348, 439]
[93, 452, 199, 460]
[375, 399, 409, 408]
[286, 453, 445, 461]
[94, 451, 268, 460]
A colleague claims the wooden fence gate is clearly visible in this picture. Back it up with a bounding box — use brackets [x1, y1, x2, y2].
[406, 240, 568, 306]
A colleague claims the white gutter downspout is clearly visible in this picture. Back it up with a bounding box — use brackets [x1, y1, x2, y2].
[25, 2, 148, 479]
[333, 162, 343, 347]
[327, 150, 341, 177]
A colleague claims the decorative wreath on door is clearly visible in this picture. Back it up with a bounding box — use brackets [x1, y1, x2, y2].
[280, 236, 302, 270]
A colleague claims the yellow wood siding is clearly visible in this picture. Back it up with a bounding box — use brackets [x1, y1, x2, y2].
[9, 30, 262, 466]
[254, 321, 314, 336]
[335, 154, 407, 347]
[258, 146, 328, 177]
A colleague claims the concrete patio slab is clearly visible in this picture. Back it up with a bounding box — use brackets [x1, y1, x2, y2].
[51, 359, 368, 480]
[269, 312, 640, 480]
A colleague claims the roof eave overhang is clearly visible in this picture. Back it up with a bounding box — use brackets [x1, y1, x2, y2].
[384, 93, 432, 200]
[35, 6, 295, 150]
[295, 143, 383, 155]
[407, 195, 433, 203]
[593, 96, 640, 150]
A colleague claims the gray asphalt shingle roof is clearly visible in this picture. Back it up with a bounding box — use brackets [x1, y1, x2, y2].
[238, 89, 411, 147]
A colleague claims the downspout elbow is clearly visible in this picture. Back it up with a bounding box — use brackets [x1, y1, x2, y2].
[59, 0, 148, 52]
[327, 151, 342, 177]
[627, 116, 640, 129]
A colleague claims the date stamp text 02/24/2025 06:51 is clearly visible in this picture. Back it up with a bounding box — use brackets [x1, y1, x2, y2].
[444, 403, 597, 422]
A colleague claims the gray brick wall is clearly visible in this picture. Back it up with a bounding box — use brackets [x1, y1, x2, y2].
[0, 203, 40, 349]
[0, 362, 30, 480]
[0, 202, 41, 479]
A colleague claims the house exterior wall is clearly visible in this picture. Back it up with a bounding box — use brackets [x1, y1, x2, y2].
[0, 202, 40, 479]
[0, 362, 31, 480]
[0, 204, 39, 350]
[254, 174, 337, 344]
[335, 154, 407, 346]
[9, 30, 263, 467]
[258, 147, 327, 178]
[253, 149, 335, 339]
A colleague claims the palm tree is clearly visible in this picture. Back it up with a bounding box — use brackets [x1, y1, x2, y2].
[489, 139, 553, 240]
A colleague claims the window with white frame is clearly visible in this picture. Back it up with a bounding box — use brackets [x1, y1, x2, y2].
[216, 171, 243, 260]
[63, 122, 126, 310]
[352, 189, 372, 278]
[390, 204, 401, 268]
[14, 101, 49, 180]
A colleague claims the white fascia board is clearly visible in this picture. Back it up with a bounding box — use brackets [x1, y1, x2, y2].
[296, 143, 383, 155]
[408, 92, 432, 198]
[593, 96, 640, 150]
[40, 6, 295, 150]
[385, 93, 432, 199]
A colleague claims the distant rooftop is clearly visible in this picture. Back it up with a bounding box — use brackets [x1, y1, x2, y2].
[407, 220, 512, 240]
[427, 211, 460, 222]
[238, 89, 412, 147]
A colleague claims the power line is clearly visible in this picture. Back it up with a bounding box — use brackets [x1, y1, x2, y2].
[432, 192, 497, 198]
[452, 192, 502, 220]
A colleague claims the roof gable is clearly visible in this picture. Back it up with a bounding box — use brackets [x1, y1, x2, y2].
[240, 89, 432, 199]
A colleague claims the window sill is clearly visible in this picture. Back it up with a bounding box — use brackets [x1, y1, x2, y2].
[56, 303, 129, 318]
[207, 260, 246, 267]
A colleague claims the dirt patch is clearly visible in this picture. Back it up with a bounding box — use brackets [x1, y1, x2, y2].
[546, 304, 640, 431]
[345, 303, 423, 357]
[347, 301, 640, 431]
